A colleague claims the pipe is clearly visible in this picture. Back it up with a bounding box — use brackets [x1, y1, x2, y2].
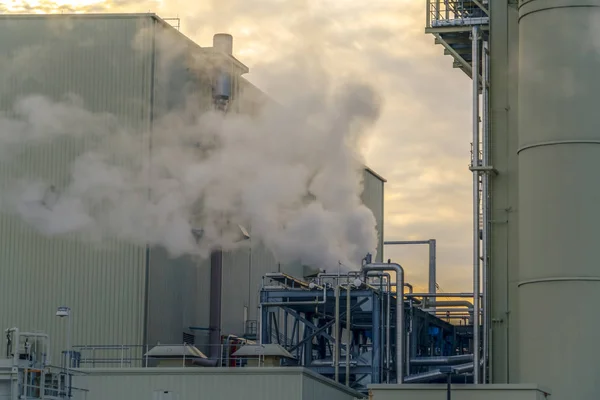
[334, 285, 340, 382]
[422, 308, 473, 313]
[425, 301, 473, 308]
[362, 263, 404, 383]
[471, 24, 481, 384]
[258, 294, 263, 344]
[260, 284, 327, 307]
[452, 362, 475, 375]
[387, 280, 392, 382]
[360, 270, 393, 382]
[404, 369, 447, 384]
[209, 249, 223, 361]
[346, 284, 351, 386]
[404, 362, 475, 384]
[383, 240, 436, 298]
[428, 239, 437, 296]
[410, 354, 473, 366]
[406, 293, 477, 298]
[481, 39, 490, 384]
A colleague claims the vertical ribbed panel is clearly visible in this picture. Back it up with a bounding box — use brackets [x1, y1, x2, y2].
[0, 15, 155, 363]
[146, 247, 201, 346]
[221, 247, 253, 335]
[361, 169, 385, 262]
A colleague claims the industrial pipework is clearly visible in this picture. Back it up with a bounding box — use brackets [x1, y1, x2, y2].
[258, 257, 476, 393]
[361, 262, 405, 383]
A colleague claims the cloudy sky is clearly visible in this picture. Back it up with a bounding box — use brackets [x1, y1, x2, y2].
[1, 0, 473, 293]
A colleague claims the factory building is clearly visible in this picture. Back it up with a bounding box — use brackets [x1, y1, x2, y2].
[0, 13, 385, 366]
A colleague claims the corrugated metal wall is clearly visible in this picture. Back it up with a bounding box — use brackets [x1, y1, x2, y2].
[0, 14, 388, 357]
[0, 15, 155, 363]
[361, 169, 385, 262]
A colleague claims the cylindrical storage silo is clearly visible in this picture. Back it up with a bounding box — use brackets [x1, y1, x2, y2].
[518, 1, 600, 399]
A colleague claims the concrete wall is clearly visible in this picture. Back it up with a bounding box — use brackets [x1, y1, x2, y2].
[73, 367, 363, 400]
[369, 384, 550, 400]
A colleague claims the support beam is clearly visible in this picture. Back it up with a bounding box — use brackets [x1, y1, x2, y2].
[472, 0, 490, 16]
[471, 25, 481, 384]
[481, 39, 490, 384]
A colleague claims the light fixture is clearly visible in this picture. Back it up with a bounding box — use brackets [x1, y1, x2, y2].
[237, 224, 250, 241]
[56, 306, 70, 317]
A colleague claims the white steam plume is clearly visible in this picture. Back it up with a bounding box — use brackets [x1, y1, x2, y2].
[0, 26, 383, 271]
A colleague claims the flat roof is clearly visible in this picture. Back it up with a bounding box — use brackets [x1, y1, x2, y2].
[365, 166, 387, 183]
[75, 367, 365, 398]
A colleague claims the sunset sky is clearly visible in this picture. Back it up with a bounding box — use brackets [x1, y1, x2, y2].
[0, 0, 473, 293]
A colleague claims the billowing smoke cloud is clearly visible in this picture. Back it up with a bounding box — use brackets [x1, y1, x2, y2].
[0, 26, 382, 270]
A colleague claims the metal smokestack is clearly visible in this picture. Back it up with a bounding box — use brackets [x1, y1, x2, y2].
[213, 33, 233, 55]
[212, 34, 233, 111]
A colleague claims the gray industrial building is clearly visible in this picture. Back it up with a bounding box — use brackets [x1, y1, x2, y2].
[0, 13, 385, 365]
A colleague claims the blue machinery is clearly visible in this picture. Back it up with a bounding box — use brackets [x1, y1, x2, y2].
[259, 262, 475, 392]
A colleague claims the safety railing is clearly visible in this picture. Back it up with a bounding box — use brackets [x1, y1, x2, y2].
[426, 0, 489, 29]
[13, 365, 89, 400]
[71, 343, 280, 369]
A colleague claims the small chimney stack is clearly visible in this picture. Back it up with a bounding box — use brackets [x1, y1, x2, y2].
[213, 33, 233, 55]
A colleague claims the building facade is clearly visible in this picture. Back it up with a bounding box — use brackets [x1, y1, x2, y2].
[0, 13, 385, 364]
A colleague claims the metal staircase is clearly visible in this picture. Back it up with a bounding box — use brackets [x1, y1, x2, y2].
[425, 0, 489, 78]
[425, 0, 492, 384]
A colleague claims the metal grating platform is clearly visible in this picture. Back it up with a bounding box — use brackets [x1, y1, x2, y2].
[425, 0, 489, 78]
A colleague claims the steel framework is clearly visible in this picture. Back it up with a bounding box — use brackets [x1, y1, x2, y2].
[425, 0, 492, 383]
[259, 272, 471, 393]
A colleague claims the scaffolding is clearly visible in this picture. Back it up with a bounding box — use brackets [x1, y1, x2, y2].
[425, 0, 492, 384]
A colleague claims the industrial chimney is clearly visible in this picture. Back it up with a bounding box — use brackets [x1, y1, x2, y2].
[213, 33, 233, 55]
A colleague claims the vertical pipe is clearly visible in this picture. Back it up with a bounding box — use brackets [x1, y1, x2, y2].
[428, 239, 437, 296]
[362, 263, 404, 383]
[67, 313, 72, 368]
[67, 313, 72, 398]
[380, 280, 385, 377]
[471, 25, 481, 384]
[346, 285, 351, 386]
[260, 292, 269, 345]
[209, 249, 223, 361]
[481, 39, 490, 384]
[296, 320, 301, 360]
[372, 291, 381, 383]
[284, 311, 288, 348]
[386, 282, 392, 383]
[248, 244, 252, 327]
[404, 305, 410, 377]
[334, 285, 340, 382]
